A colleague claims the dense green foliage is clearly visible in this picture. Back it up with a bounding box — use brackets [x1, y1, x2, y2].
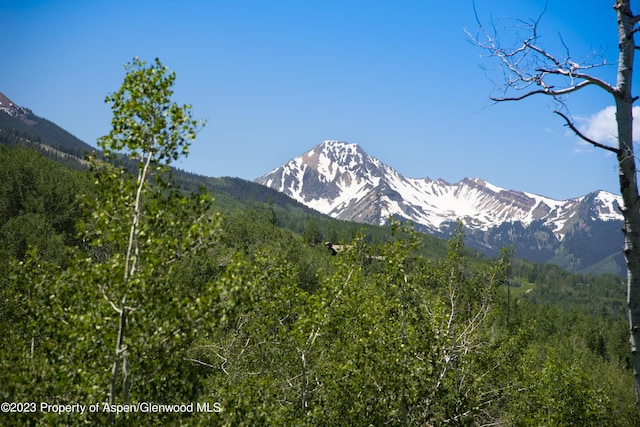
[1, 59, 639, 425]
[1, 142, 638, 425]
[0, 144, 93, 273]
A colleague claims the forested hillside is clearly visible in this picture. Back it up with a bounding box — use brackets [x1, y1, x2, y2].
[1, 58, 639, 425]
[1, 135, 638, 426]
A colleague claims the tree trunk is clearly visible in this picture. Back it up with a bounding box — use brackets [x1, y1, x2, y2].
[109, 296, 127, 424]
[614, 0, 640, 411]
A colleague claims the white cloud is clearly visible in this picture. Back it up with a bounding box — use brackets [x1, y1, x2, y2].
[577, 105, 640, 148]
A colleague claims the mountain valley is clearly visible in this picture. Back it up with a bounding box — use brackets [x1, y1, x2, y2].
[0, 92, 626, 276]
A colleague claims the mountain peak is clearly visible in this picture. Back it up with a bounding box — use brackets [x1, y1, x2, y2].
[0, 92, 34, 125]
[305, 140, 375, 172]
[0, 92, 19, 113]
[318, 139, 357, 149]
[257, 140, 394, 215]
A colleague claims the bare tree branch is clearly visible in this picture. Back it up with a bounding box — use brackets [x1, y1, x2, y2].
[490, 80, 593, 102]
[553, 110, 621, 154]
[534, 66, 615, 94]
[468, 1, 613, 103]
[100, 285, 122, 314]
[184, 357, 217, 369]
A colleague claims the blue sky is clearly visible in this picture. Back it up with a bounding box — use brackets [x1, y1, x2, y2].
[2, 0, 634, 200]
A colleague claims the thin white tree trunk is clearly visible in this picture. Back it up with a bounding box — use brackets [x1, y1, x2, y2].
[614, 0, 640, 411]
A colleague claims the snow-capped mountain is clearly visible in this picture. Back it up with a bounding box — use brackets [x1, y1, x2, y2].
[256, 140, 625, 274]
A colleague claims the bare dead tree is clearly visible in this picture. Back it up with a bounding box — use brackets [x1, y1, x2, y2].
[469, 0, 640, 412]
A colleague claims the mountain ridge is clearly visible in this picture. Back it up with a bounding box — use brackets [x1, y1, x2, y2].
[1, 92, 624, 275]
[256, 140, 624, 275]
